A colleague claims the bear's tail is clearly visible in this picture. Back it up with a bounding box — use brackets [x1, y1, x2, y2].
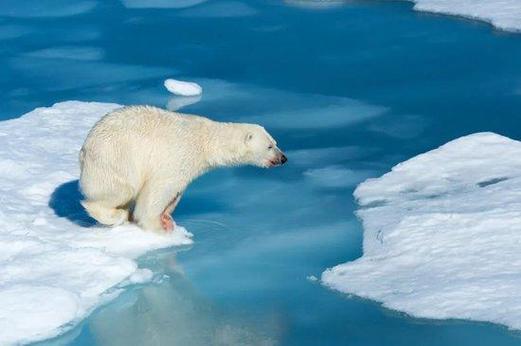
[81, 200, 129, 226]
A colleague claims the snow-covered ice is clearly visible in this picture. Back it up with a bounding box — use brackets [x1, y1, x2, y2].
[0, 101, 192, 345]
[164, 79, 203, 97]
[408, 0, 521, 32]
[322, 132, 521, 329]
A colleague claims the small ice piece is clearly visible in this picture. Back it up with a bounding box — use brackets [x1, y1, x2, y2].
[306, 275, 318, 282]
[164, 79, 202, 97]
[322, 132, 521, 330]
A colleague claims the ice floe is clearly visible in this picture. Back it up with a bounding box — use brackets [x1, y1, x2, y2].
[0, 101, 192, 345]
[409, 0, 521, 32]
[322, 132, 521, 329]
[164, 78, 203, 97]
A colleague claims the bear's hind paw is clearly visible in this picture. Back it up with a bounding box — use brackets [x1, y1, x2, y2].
[160, 213, 175, 232]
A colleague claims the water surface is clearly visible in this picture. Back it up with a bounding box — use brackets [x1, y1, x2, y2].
[2, 1, 521, 345]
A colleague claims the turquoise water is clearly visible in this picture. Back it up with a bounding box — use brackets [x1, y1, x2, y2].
[2, 0, 521, 345]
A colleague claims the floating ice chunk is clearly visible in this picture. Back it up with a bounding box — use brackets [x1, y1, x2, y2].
[322, 132, 521, 329]
[0, 101, 192, 345]
[164, 79, 203, 96]
[408, 0, 521, 32]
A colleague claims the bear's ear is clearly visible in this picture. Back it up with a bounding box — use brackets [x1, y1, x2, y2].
[245, 132, 253, 143]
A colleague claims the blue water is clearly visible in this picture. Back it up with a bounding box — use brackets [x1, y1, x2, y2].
[2, 0, 521, 345]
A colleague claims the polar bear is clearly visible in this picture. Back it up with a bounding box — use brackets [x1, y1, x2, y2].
[79, 106, 287, 232]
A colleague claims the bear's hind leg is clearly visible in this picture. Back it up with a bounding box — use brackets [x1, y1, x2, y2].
[160, 193, 182, 231]
[81, 181, 134, 227]
[134, 181, 182, 232]
[81, 200, 129, 226]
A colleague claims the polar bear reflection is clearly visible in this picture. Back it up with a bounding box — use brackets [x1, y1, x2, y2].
[89, 252, 279, 346]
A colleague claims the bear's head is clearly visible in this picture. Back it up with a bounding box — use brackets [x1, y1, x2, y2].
[241, 124, 287, 168]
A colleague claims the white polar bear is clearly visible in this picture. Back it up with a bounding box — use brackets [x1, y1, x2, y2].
[79, 106, 287, 232]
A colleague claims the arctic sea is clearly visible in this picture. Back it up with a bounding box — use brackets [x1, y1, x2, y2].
[1, 0, 521, 345]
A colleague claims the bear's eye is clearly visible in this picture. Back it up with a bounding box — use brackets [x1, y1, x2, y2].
[268, 145, 273, 150]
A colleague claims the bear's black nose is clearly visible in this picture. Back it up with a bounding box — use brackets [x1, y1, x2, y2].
[280, 154, 287, 164]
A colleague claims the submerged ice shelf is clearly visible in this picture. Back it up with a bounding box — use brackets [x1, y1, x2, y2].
[408, 0, 521, 32]
[322, 132, 521, 329]
[0, 101, 192, 345]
